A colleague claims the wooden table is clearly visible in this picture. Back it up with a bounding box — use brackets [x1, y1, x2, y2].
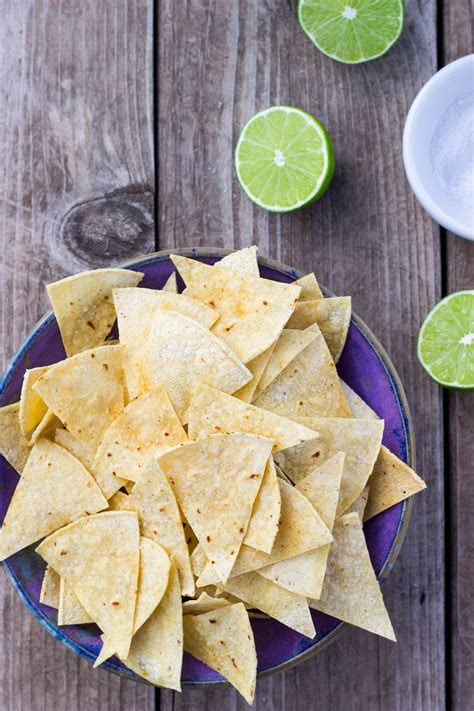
[0, 1, 472, 709]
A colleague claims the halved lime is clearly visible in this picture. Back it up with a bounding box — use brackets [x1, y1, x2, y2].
[298, 0, 405, 64]
[235, 106, 334, 213]
[417, 291, 474, 389]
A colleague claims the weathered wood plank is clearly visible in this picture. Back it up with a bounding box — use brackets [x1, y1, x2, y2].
[158, 1, 444, 709]
[0, 1, 155, 709]
[442, 2, 474, 709]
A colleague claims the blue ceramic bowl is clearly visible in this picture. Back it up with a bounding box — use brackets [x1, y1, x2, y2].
[0, 249, 414, 687]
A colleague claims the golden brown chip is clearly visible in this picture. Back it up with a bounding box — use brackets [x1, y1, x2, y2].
[215, 246, 259, 277]
[364, 446, 426, 521]
[293, 273, 323, 300]
[254, 328, 319, 398]
[183, 591, 232, 615]
[0, 402, 31, 473]
[19, 367, 49, 436]
[58, 577, 92, 626]
[39, 565, 60, 609]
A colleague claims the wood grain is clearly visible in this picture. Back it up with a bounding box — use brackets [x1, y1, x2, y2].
[158, 1, 444, 709]
[442, 2, 474, 709]
[0, 1, 155, 709]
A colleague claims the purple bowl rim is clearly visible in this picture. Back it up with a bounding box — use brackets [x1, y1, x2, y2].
[0, 247, 415, 689]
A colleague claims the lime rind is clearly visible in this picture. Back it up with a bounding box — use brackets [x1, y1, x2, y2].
[235, 106, 334, 213]
[417, 290, 474, 390]
[297, 0, 405, 65]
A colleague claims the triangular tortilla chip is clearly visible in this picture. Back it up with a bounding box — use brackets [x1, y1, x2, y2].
[243, 458, 281, 553]
[0, 402, 30, 473]
[286, 298, 351, 362]
[94, 386, 187, 484]
[55, 427, 126, 499]
[142, 311, 251, 423]
[215, 246, 259, 277]
[47, 268, 143, 356]
[157, 433, 273, 584]
[233, 343, 276, 403]
[364, 446, 426, 521]
[19, 367, 49, 435]
[309, 513, 396, 641]
[33, 345, 125, 450]
[258, 453, 345, 598]
[293, 273, 323, 300]
[37, 511, 140, 659]
[171, 255, 301, 363]
[222, 572, 315, 638]
[254, 328, 319, 397]
[95, 537, 171, 665]
[197, 479, 332, 586]
[123, 561, 183, 691]
[114, 287, 218, 399]
[119, 458, 195, 596]
[39, 565, 60, 608]
[275, 417, 384, 515]
[187, 385, 319, 453]
[58, 577, 92, 625]
[183, 592, 232, 615]
[162, 272, 178, 293]
[340, 381, 378, 419]
[0, 439, 107, 559]
[253, 325, 351, 418]
[346, 485, 370, 519]
[183, 603, 257, 704]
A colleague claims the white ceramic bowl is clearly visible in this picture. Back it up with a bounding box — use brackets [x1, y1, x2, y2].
[403, 55, 474, 240]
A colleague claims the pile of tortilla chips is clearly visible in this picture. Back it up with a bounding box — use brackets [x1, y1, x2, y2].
[0, 248, 426, 704]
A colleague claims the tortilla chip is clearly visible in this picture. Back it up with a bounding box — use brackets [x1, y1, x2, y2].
[346, 485, 370, 519]
[114, 287, 218, 399]
[123, 562, 183, 691]
[55, 427, 126, 500]
[142, 311, 251, 423]
[253, 325, 352, 418]
[309, 513, 396, 641]
[39, 565, 60, 608]
[364, 447, 426, 521]
[171, 255, 301, 363]
[157, 433, 273, 584]
[183, 603, 256, 704]
[222, 572, 315, 638]
[190, 542, 208, 578]
[183, 592, 232, 615]
[33, 345, 125, 450]
[340, 381, 378, 419]
[243, 458, 281, 554]
[58, 577, 92, 625]
[254, 328, 319, 397]
[215, 246, 259, 277]
[119, 458, 195, 596]
[162, 272, 178, 293]
[47, 268, 143, 356]
[275, 417, 384, 515]
[287, 298, 351, 362]
[19, 367, 49, 435]
[258, 453, 344, 598]
[0, 402, 31, 473]
[0, 439, 107, 560]
[37, 511, 140, 660]
[94, 385, 187, 484]
[294, 273, 323, 300]
[95, 537, 171, 665]
[187, 384, 319, 453]
[197, 479, 332, 586]
[29, 410, 60, 445]
[233, 343, 276, 403]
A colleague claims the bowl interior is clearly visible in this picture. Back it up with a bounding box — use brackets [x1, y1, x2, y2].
[0, 250, 413, 686]
[403, 55, 474, 239]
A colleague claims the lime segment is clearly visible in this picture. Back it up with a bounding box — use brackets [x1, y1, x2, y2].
[235, 106, 334, 213]
[417, 291, 474, 389]
[298, 0, 405, 64]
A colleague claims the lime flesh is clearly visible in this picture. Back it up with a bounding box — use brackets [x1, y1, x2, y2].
[417, 291, 474, 389]
[235, 106, 334, 213]
[298, 0, 405, 64]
